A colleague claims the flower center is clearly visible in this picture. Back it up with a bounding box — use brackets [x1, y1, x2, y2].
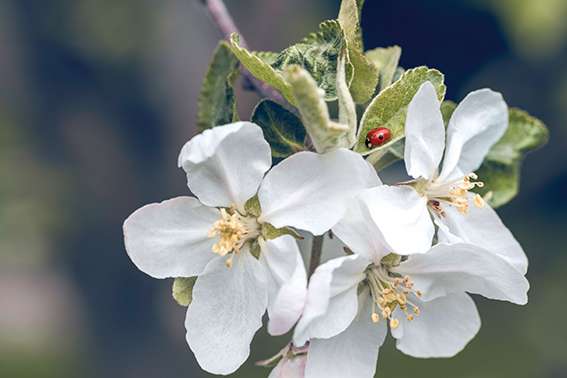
[208, 208, 260, 267]
[365, 259, 422, 329]
[423, 173, 485, 216]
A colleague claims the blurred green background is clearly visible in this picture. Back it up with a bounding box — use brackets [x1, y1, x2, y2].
[0, 0, 565, 377]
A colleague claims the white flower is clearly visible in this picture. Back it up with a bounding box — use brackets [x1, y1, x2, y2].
[293, 188, 529, 378]
[399, 81, 528, 274]
[123, 122, 379, 375]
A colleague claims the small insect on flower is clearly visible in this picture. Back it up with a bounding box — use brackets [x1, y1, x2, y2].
[365, 127, 391, 149]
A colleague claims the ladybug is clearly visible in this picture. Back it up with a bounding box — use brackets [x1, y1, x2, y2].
[365, 127, 391, 149]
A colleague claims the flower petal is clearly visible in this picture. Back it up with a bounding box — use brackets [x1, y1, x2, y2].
[404, 81, 445, 180]
[293, 255, 368, 346]
[394, 293, 481, 358]
[332, 191, 390, 262]
[438, 199, 528, 274]
[178, 122, 272, 210]
[305, 294, 387, 378]
[439, 89, 508, 182]
[359, 186, 433, 255]
[259, 149, 380, 235]
[395, 243, 529, 305]
[261, 236, 308, 336]
[185, 250, 268, 375]
[123, 197, 219, 279]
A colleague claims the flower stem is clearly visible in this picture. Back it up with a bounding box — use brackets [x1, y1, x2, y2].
[201, 0, 287, 105]
[308, 235, 324, 277]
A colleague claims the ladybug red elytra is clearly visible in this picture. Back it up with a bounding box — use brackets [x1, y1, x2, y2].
[365, 127, 391, 149]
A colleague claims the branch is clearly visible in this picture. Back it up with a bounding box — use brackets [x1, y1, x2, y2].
[202, 0, 287, 105]
[308, 235, 324, 277]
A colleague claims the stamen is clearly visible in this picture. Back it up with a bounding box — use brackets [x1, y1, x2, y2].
[366, 262, 423, 330]
[208, 207, 260, 267]
[474, 193, 485, 208]
[390, 318, 399, 329]
[425, 172, 485, 215]
[371, 312, 380, 323]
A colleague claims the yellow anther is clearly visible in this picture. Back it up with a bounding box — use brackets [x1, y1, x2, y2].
[390, 318, 400, 329]
[208, 207, 259, 267]
[371, 312, 380, 323]
[366, 264, 424, 330]
[225, 255, 234, 269]
[474, 193, 485, 208]
[425, 172, 485, 216]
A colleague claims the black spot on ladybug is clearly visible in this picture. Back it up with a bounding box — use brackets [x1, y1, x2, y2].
[365, 127, 392, 149]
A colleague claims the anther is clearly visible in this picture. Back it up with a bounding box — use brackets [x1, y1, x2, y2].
[390, 318, 400, 329]
[474, 193, 485, 208]
[371, 313, 380, 323]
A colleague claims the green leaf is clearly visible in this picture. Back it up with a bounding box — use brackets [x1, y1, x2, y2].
[271, 20, 349, 101]
[365, 46, 402, 93]
[229, 21, 349, 104]
[251, 100, 306, 159]
[255, 51, 280, 65]
[367, 138, 404, 171]
[440, 100, 457, 125]
[283, 65, 350, 153]
[338, 0, 379, 103]
[476, 108, 548, 207]
[347, 50, 379, 103]
[229, 34, 296, 106]
[485, 108, 549, 165]
[172, 277, 197, 306]
[336, 53, 357, 145]
[355, 66, 446, 155]
[197, 41, 240, 131]
[475, 162, 519, 209]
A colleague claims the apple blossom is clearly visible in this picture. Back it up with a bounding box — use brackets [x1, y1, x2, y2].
[123, 121, 379, 374]
[401, 81, 528, 273]
[293, 187, 529, 378]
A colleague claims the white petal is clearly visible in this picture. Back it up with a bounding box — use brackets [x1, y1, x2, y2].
[178, 122, 272, 210]
[404, 81, 445, 180]
[305, 295, 387, 378]
[185, 250, 268, 375]
[269, 355, 307, 378]
[395, 243, 529, 304]
[439, 89, 508, 181]
[293, 255, 368, 346]
[300, 285, 359, 342]
[394, 293, 481, 358]
[332, 192, 390, 262]
[259, 149, 380, 235]
[360, 186, 433, 255]
[261, 236, 308, 336]
[439, 199, 528, 274]
[123, 197, 219, 279]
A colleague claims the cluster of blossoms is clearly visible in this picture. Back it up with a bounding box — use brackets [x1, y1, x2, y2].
[123, 80, 530, 377]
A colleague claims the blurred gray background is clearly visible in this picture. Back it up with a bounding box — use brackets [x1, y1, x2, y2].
[0, 0, 565, 377]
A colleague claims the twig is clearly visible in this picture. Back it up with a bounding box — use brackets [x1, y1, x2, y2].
[201, 0, 287, 105]
[308, 235, 324, 277]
